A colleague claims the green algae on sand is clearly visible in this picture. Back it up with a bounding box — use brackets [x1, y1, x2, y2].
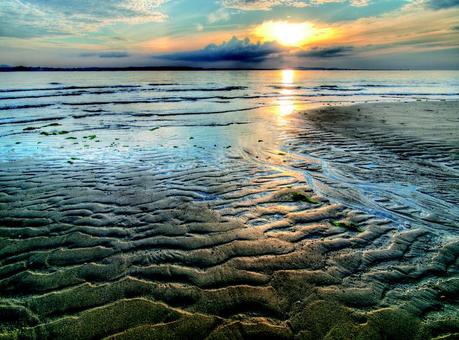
[330, 220, 361, 232]
[274, 188, 319, 204]
[40, 130, 69, 136]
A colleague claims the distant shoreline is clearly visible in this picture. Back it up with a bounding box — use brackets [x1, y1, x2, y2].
[0, 66, 415, 72]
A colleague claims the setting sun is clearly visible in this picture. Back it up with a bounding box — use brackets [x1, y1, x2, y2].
[255, 21, 316, 47]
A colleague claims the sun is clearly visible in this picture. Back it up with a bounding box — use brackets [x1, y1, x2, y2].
[255, 21, 316, 47]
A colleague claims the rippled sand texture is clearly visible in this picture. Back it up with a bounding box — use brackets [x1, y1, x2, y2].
[1, 73, 459, 339]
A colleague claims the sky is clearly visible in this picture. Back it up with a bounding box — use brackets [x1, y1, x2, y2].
[0, 0, 458, 69]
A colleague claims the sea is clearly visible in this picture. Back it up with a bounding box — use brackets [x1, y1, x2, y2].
[0, 70, 458, 228]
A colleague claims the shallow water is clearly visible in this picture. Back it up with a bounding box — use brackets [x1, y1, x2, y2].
[0, 70, 458, 339]
[1, 70, 457, 226]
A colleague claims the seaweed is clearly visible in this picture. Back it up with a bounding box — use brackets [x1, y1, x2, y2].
[331, 220, 360, 232]
[23, 126, 39, 131]
[290, 192, 319, 204]
[40, 130, 69, 136]
[275, 189, 319, 204]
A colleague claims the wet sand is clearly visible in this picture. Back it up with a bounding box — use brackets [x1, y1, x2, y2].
[0, 100, 458, 339]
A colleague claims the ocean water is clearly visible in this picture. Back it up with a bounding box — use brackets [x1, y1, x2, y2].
[0, 70, 458, 338]
[1, 70, 457, 224]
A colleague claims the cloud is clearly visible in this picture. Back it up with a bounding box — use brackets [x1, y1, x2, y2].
[0, 0, 65, 38]
[80, 51, 130, 58]
[222, 0, 307, 10]
[425, 0, 459, 10]
[298, 46, 354, 57]
[0, 0, 167, 38]
[155, 36, 281, 62]
[221, 0, 369, 10]
[20, 0, 167, 23]
[312, 0, 368, 5]
[348, 0, 369, 6]
[99, 52, 130, 58]
[208, 8, 231, 23]
[326, 3, 459, 54]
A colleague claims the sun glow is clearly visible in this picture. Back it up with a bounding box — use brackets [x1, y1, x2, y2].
[256, 21, 316, 47]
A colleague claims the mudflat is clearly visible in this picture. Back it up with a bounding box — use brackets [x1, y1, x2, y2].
[0, 77, 458, 339]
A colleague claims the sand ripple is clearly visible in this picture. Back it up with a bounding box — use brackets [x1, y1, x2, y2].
[1, 112, 458, 339]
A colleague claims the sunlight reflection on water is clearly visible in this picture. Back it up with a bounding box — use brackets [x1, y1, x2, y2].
[277, 70, 296, 117]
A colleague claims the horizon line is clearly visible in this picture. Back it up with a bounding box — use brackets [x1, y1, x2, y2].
[0, 65, 436, 72]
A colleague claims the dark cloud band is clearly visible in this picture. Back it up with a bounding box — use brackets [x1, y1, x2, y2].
[297, 46, 354, 58]
[155, 37, 281, 62]
[80, 51, 129, 58]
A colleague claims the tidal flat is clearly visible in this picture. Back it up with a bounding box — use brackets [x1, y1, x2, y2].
[0, 71, 458, 339]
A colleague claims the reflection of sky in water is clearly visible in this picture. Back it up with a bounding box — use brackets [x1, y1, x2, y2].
[1, 70, 458, 234]
[1, 69, 459, 164]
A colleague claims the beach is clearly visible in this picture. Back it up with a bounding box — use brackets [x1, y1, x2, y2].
[0, 71, 458, 339]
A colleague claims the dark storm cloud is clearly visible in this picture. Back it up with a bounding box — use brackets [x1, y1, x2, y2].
[298, 46, 354, 58]
[425, 0, 459, 10]
[80, 51, 130, 58]
[155, 37, 281, 62]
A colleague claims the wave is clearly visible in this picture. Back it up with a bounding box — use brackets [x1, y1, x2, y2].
[160, 86, 248, 92]
[172, 121, 250, 127]
[61, 95, 268, 107]
[148, 83, 180, 86]
[0, 84, 141, 93]
[132, 106, 261, 117]
[313, 86, 362, 92]
[0, 85, 247, 101]
[0, 92, 87, 100]
[0, 84, 246, 95]
[0, 103, 53, 111]
[0, 116, 64, 125]
[271, 85, 305, 90]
